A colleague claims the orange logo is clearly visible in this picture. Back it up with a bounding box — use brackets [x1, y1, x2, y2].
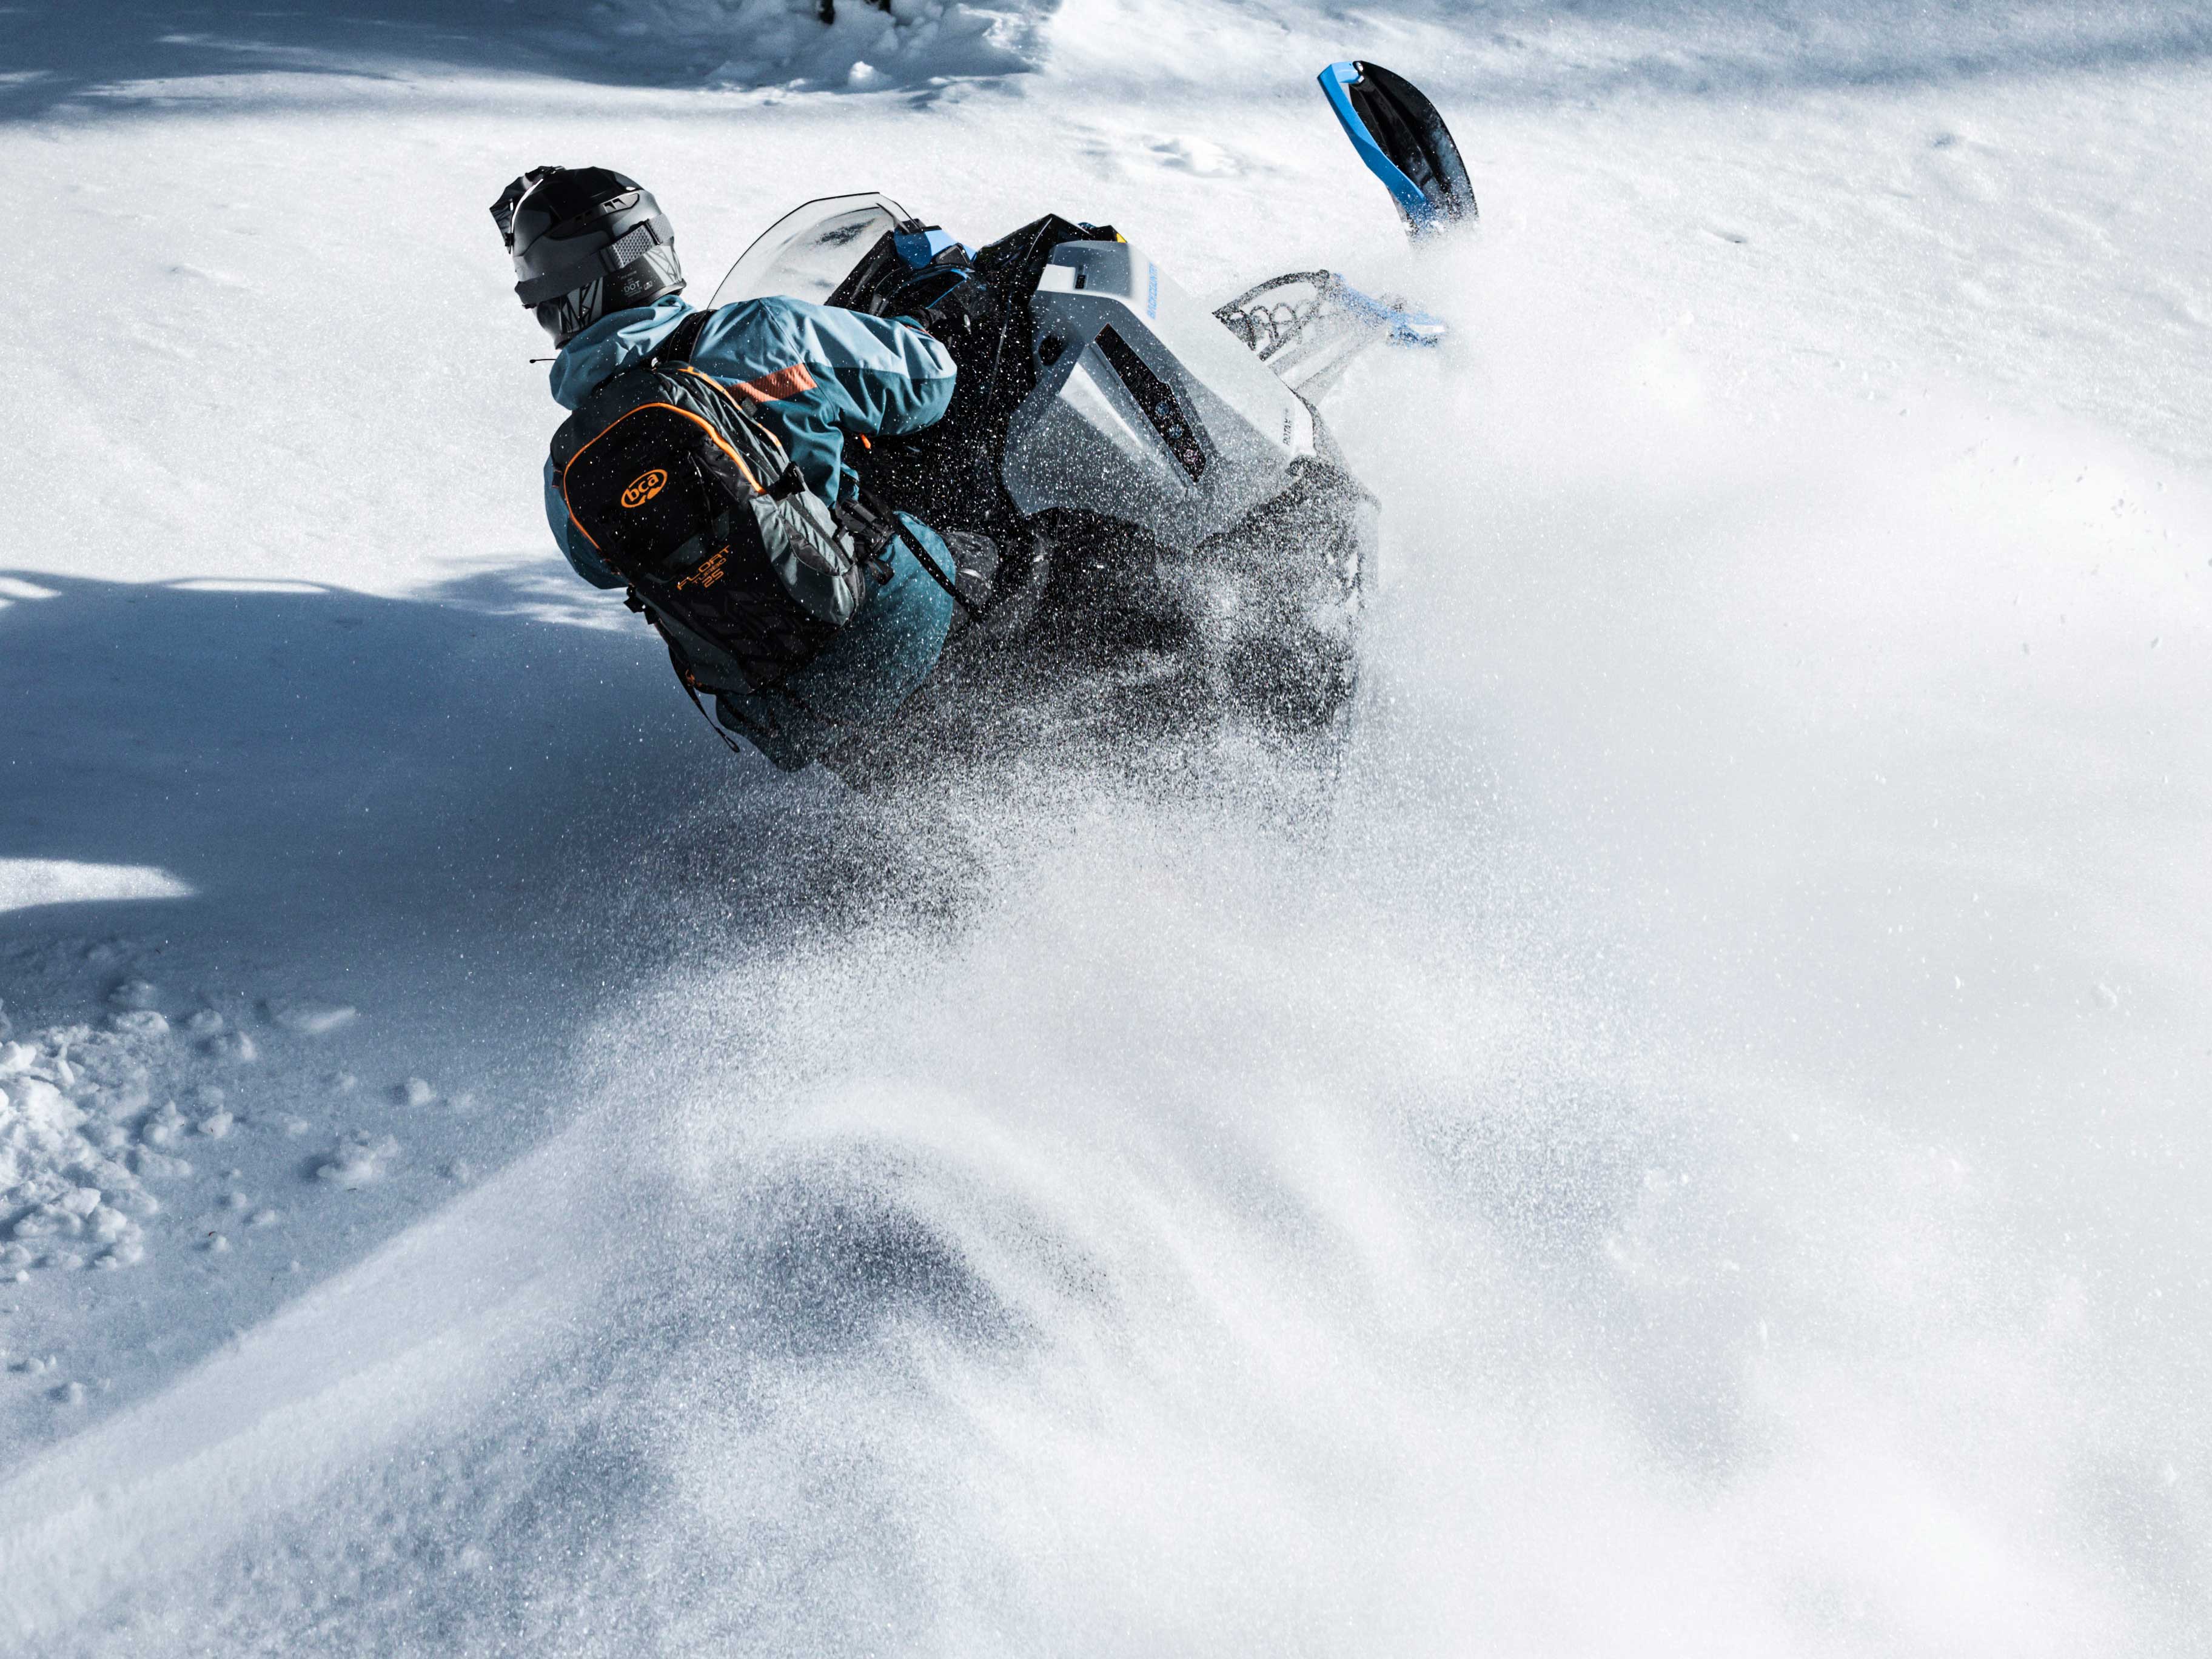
[620, 469, 668, 509]
[675, 549, 728, 592]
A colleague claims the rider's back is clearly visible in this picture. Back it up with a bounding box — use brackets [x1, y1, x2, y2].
[541, 291, 955, 583]
[541, 292, 969, 768]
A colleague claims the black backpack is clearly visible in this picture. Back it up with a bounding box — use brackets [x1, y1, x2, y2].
[549, 309, 899, 702]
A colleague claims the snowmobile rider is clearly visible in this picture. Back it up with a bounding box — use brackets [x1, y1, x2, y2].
[494, 165, 989, 771]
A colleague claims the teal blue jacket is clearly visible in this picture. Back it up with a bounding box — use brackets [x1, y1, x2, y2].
[544, 293, 961, 766]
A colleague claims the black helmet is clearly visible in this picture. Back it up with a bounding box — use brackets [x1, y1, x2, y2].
[491, 166, 683, 345]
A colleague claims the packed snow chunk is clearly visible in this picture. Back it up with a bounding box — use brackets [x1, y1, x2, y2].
[3, 1074, 82, 1139]
[59, 1185, 101, 1218]
[49, 1380, 83, 1406]
[11, 1207, 70, 1241]
[392, 1078, 437, 1108]
[315, 1133, 398, 1189]
[264, 999, 358, 1036]
[0, 1043, 39, 1078]
[76, 1150, 132, 1187]
[108, 979, 161, 1011]
[182, 1010, 224, 1037]
[1, 1076, 85, 1190]
[140, 1101, 189, 1147]
[203, 1233, 230, 1254]
[130, 1148, 192, 1180]
[196, 1110, 235, 1139]
[107, 1008, 169, 1038]
[0, 1022, 165, 1267]
[0, 860, 192, 916]
[204, 1031, 257, 1064]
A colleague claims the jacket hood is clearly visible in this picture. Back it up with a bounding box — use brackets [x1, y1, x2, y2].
[546, 295, 694, 410]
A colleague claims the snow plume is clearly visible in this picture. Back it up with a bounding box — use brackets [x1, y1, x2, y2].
[15, 212, 2210, 1648]
[593, 0, 1051, 89]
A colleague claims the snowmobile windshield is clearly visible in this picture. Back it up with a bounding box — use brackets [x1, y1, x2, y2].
[709, 193, 912, 307]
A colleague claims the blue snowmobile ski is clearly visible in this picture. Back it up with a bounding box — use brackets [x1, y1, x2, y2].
[1208, 62, 1471, 395]
[1319, 60, 1477, 238]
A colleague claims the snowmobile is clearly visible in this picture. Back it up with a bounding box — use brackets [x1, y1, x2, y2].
[717, 61, 1474, 783]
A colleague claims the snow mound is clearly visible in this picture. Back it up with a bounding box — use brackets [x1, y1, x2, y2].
[0, 977, 415, 1290]
[0, 1030, 161, 1276]
[618, 0, 1048, 89]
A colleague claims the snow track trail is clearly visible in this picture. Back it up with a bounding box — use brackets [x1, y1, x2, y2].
[4, 2, 2211, 1651]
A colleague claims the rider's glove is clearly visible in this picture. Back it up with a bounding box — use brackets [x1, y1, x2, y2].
[883, 265, 987, 337]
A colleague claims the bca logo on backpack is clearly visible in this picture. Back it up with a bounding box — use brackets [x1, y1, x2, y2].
[551, 308, 878, 694]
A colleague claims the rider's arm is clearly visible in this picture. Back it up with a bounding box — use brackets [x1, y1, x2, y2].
[543, 455, 624, 589]
[822, 306, 957, 437]
[689, 298, 954, 501]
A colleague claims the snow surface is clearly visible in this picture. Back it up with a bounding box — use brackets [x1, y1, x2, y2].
[3, 0, 2211, 1651]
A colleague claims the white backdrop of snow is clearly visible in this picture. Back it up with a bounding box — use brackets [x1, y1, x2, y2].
[2, 0, 2211, 1652]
